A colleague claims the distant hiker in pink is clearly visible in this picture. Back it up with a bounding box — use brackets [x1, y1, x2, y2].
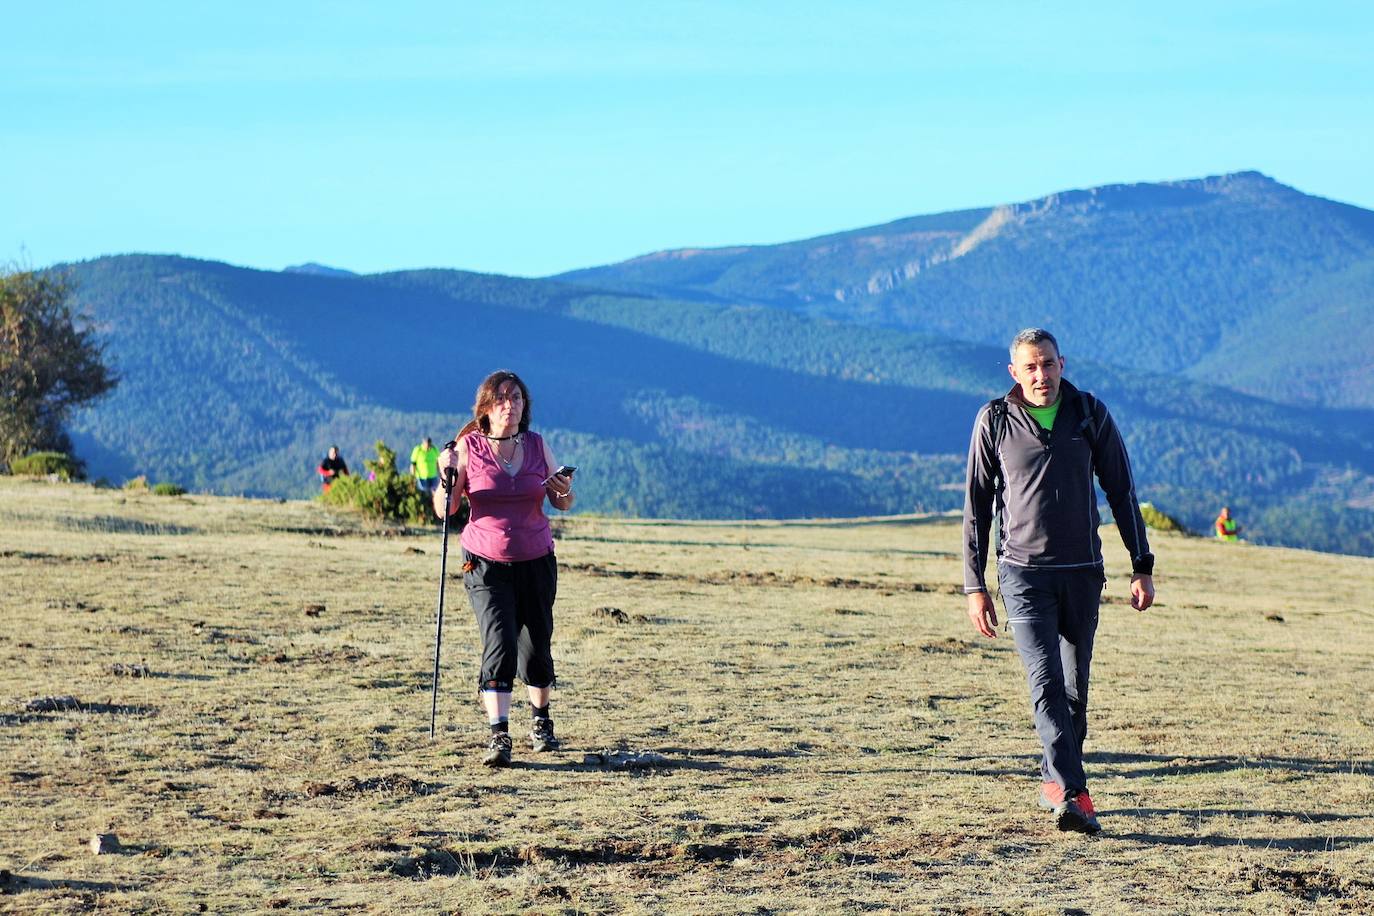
[432, 370, 575, 767]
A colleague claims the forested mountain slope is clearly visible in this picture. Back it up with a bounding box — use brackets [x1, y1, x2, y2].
[55, 253, 1374, 555]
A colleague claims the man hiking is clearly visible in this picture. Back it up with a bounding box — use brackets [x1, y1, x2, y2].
[962, 328, 1155, 834]
[317, 445, 349, 492]
[410, 436, 440, 496]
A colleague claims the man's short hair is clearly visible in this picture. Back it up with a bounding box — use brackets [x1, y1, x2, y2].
[1009, 328, 1060, 361]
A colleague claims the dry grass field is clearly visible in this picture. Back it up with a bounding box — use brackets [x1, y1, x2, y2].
[2, 475, 1373, 914]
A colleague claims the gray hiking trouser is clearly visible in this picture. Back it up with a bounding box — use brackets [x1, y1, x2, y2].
[997, 563, 1104, 794]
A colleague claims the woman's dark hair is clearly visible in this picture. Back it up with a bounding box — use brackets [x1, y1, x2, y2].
[456, 370, 531, 439]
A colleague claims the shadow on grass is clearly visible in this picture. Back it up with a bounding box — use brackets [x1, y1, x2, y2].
[1113, 833, 1374, 851]
[932, 752, 1374, 779]
[654, 745, 815, 760]
[1114, 807, 1371, 824]
[59, 515, 198, 536]
[4, 704, 159, 724]
[1084, 751, 1374, 778]
[1, 869, 140, 895]
[520, 757, 729, 773]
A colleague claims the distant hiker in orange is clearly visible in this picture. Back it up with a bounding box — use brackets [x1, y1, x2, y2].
[317, 445, 349, 492]
[1215, 506, 1239, 542]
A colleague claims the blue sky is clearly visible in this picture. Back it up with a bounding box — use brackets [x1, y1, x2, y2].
[4, 1, 1372, 277]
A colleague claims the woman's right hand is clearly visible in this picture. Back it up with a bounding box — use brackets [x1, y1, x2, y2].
[433, 440, 467, 518]
[438, 442, 462, 479]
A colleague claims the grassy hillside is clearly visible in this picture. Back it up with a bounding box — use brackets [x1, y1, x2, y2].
[3, 478, 1372, 912]
[557, 172, 1374, 409]
[51, 254, 1374, 555]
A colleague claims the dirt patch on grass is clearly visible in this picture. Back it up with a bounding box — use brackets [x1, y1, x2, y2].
[918, 637, 976, 655]
[254, 646, 369, 666]
[16, 697, 156, 717]
[1239, 863, 1374, 901]
[60, 516, 198, 536]
[590, 606, 651, 625]
[110, 662, 151, 677]
[307, 774, 435, 799]
[263, 773, 437, 807]
[1, 549, 116, 564]
[195, 625, 260, 645]
[388, 825, 876, 879]
[563, 561, 961, 594]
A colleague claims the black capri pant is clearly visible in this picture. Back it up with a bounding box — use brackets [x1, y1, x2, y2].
[462, 549, 557, 691]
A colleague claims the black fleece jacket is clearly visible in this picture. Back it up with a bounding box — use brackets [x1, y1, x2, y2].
[962, 379, 1154, 594]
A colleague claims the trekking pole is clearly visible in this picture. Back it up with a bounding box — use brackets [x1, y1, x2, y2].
[429, 466, 457, 740]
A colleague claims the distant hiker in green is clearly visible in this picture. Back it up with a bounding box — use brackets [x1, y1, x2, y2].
[962, 328, 1155, 835]
[317, 445, 349, 492]
[1215, 506, 1240, 542]
[410, 437, 440, 495]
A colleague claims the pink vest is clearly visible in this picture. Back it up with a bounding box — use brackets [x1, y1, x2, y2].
[460, 430, 554, 562]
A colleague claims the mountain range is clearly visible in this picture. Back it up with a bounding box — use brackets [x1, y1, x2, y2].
[54, 171, 1374, 555]
[561, 171, 1374, 410]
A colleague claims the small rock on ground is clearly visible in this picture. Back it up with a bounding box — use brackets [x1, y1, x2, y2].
[582, 750, 669, 770]
[89, 833, 120, 855]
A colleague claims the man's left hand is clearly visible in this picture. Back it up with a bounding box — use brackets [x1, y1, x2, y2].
[1130, 574, 1155, 611]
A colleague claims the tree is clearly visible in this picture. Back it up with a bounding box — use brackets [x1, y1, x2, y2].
[320, 440, 432, 524]
[0, 269, 117, 469]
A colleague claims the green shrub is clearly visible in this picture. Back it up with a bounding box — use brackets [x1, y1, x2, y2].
[1139, 501, 1188, 534]
[320, 440, 431, 524]
[152, 482, 186, 496]
[9, 451, 85, 480]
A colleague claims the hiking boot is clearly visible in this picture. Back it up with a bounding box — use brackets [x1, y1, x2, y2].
[482, 732, 513, 767]
[1038, 783, 1101, 834]
[530, 716, 560, 752]
[1058, 793, 1101, 834]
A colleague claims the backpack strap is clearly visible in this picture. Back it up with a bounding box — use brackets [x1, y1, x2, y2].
[987, 398, 1008, 480]
[986, 397, 1009, 552]
[1075, 390, 1100, 454]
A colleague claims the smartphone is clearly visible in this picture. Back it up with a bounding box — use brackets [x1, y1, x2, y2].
[543, 465, 576, 484]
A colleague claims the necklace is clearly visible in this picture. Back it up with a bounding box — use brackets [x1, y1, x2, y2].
[484, 432, 520, 441]
[494, 434, 521, 470]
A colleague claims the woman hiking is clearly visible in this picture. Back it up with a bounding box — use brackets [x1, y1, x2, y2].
[432, 370, 574, 766]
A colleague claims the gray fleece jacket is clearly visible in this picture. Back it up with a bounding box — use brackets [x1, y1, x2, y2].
[962, 379, 1154, 594]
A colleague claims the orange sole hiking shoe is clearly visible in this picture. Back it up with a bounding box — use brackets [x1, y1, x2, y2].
[1038, 782, 1101, 835]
